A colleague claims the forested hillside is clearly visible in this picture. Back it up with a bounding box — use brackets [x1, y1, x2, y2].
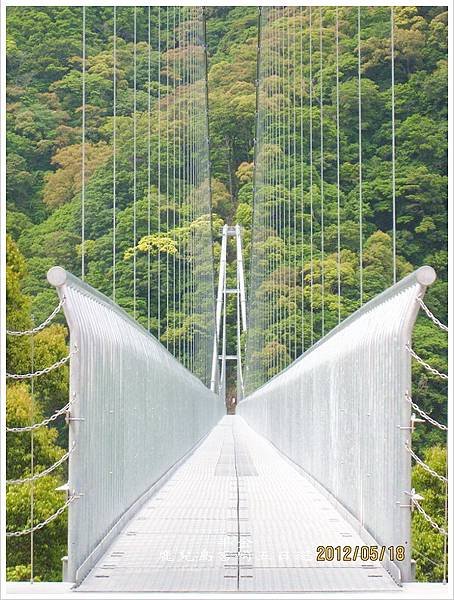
[6, 6, 447, 582]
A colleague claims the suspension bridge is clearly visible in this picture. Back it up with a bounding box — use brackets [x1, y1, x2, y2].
[5, 6, 448, 595]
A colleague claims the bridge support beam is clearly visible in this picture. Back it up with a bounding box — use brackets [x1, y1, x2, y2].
[211, 224, 247, 407]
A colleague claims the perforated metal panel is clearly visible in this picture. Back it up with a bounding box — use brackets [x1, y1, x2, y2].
[238, 267, 436, 582]
[47, 267, 224, 584]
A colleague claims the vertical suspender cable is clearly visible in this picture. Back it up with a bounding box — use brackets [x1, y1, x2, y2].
[271, 12, 277, 375]
[271, 11, 276, 366]
[263, 16, 268, 377]
[203, 8, 208, 379]
[195, 7, 203, 377]
[193, 11, 197, 373]
[275, 10, 279, 373]
[196, 11, 200, 370]
[309, 7, 314, 346]
[336, 7, 341, 324]
[165, 7, 170, 347]
[274, 11, 280, 372]
[81, 6, 86, 280]
[182, 10, 187, 367]
[177, 8, 182, 360]
[279, 9, 284, 371]
[157, 8, 162, 339]
[269, 11, 273, 364]
[188, 9, 192, 369]
[272, 11, 277, 372]
[286, 10, 292, 361]
[133, 7, 137, 319]
[292, 10, 297, 359]
[286, 9, 291, 364]
[282, 9, 287, 369]
[198, 8, 203, 374]
[357, 9, 364, 523]
[390, 7, 397, 284]
[286, 10, 291, 363]
[195, 7, 204, 377]
[203, 8, 216, 385]
[147, 7, 152, 330]
[172, 6, 177, 356]
[357, 7, 363, 305]
[265, 11, 270, 366]
[319, 7, 325, 336]
[192, 9, 197, 372]
[185, 11, 191, 369]
[258, 8, 264, 379]
[267, 14, 273, 375]
[256, 7, 265, 385]
[300, 7, 305, 354]
[189, 12, 194, 372]
[282, 10, 287, 364]
[113, 7, 117, 301]
[252, 7, 259, 385]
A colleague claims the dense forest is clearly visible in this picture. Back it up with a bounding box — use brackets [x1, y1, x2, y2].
[6, 6, 447, 582]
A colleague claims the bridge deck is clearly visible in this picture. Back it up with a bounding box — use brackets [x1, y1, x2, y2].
[77, 416, 399, 593]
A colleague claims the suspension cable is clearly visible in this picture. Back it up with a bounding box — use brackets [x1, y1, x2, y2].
[81, 6, 86, 281]
[409, 494, 448, 537]
[391, 6, 396, 284]
[292, 8, 298, 360]
[336, 8, 341, 324]
[6, 297, 65, 336]
[277, 9, 283, 372]
[405, 442, 447, 483]
[157, 7, 162, 339]
[7, 444, 75, 485]
[189, 6, 194, 369]
[6, 494, 78, 538]
[309, 7, 314, 346]
[165, 7, 170, 348]
[280, 7, 286, 370]
[147, 6, 151, 330]
[6, 349, 76, 380]
[284, 7, 289, 365]
[319, 7, 325, 336]
[417, 297, 449, 332]
[133, 7, 137, 319]
[406, 344, 448, 380]
[7, 399, 73, 433]
[181, 8, 187, 368]
[300, 7, 305, 354]
[113, 6, 117, 301]
[357, 7, 363, 305]
[405, 392, 447, 431]
[172, 6, 177, 357]
[287, 8, 293, 362]
[188, 9, 194, 372]
[268, 12, 274, 375]
[177, 7, 182, 360]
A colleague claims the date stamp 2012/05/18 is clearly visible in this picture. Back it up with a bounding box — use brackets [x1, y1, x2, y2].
[316, 545, 405, 562]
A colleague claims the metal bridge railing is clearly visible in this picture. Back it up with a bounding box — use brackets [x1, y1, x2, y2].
[47, 266, 224, 584]
[238, 266, 437, 584]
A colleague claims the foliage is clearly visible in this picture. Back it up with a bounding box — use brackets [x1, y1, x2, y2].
[5, 6, 447, 583]
[5, 238, 69, 581]
[412, 446, 448, 582]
